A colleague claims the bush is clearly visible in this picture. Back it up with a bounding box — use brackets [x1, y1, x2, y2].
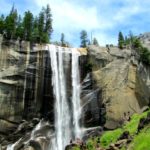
[139, 47, 150, 65]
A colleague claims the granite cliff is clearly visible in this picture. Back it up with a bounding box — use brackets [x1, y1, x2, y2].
[0, 33, 150, 149]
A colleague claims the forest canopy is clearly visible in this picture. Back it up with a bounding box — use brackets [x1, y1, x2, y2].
[0, 4, 53, 44]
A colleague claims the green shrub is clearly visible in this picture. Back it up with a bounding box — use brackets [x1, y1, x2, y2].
[139, 47, 150, 65]
[100, 129, 122, 148]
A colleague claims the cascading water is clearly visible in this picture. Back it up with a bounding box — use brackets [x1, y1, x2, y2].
[6, 45, 83, 150]
[48, 45, 82, 150]
[72, 48, 82, 139]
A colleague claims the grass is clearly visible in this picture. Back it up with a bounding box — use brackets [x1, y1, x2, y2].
[100, 129, 122, 148]
[71, 110, 150, 150]
[128, 125, 150, 150]
[100, 110, 150, 148]
[123, 111, 148, 135]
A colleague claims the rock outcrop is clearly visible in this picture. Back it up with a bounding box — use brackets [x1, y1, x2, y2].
[0, 38, 88, 148]
[0, 40, 54, 135]
[88, 45, 150, 129]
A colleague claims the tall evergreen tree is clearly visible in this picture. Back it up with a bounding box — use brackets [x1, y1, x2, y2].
[80, 30, 88, 48]
[16, 15, 24, 39]
[38, 9, 45, 43]
[5, 5, 18, 39]
[0, 4, 53, 44]
[44, 4, 52, 39]
[93, 37, 99, 46]
[60, 33, 65, 46]
[23, 11, 33, 41]
[0, 15, 5, 34]
[118, 31, 124, 49]
[31, 17, 39, 43]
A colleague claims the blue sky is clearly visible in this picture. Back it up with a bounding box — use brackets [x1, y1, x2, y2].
[0, 0, 150, 47]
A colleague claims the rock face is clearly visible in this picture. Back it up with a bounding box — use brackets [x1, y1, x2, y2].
[0, 38, 88, 147]
[88, 45, 150, 129]
[0, 35, 150, 148]
[0, 39, 54, 136]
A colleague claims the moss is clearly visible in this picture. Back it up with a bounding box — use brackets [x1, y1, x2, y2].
[100, 129, 122, 148]
[128, 125, 150, 150]
[99, 110, 150, 148]
[123, 111, 148, 135]
[71, 110, 150, 150]
[72, 147, 80, 150]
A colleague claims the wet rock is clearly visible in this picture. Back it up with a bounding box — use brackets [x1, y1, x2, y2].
[118, 131, 130, 140]
[83, 126, 103, 141]
[137, 112, 150, 132]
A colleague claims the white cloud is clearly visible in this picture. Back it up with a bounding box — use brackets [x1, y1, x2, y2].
[1, 0, 150, 46]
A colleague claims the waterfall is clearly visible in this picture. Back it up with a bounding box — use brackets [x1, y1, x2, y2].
[49, 45, 71, 150]
[6, 44, 83, 150]
[48, 45, 82, 150]
[71, 48, 82, 138]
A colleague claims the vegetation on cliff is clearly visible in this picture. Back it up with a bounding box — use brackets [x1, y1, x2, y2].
[69, 110, 150, 150]
[118, 31, 150, 65]
[0, 4, 52, 43]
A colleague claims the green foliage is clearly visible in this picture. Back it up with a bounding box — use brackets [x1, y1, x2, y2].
[60, 33, 65, 46]
[72, 146, 80, 150]
[100, 129, 122, 148]
[0, 15, 5, 34]
[72, 110, 150, 150]
[5, 5, 18, 39]
[86, 139, 96, 150]
[139, 47, 150, 65]
[31, 17, 39, 42]
[23, 11, 33, 41]
[16, 15, 24, 39]
[123, 111, 148, 135]
[38, 9, 45, 43]
[44, 4, 53, 37]
[0, 4, 52, 44]
[93, 37, 99, 46]
[118, 31, 125, 49]
[41, 32, 49, 43]
[80, 30, 88, 48]
[124, 32, 150, 65]
[132, 38, 142, 49]
[129, 126, 150, 150]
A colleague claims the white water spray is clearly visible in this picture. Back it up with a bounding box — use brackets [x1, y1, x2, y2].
[71, 48, 82, 139]
[49, 45, 72, 150]
[48, 45, 82, 150]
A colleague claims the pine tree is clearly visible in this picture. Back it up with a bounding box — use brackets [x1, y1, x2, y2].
[23, 11, 33, 41]
[93, 37, 99, 46]
[31, 17, 39, 43]
[38, 9, 45, 43]
[0, 15, 5, 34]
[5, 5, 18, 39]
[118, 31, 124, 49]
[60, 33, 65, 46]
[80, 30, 88, 48]
[44, 4, 52, 40]
[16, 15, 24, 39]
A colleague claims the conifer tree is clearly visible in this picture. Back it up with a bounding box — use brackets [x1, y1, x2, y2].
[38, 9, 45, 43]
[118, 31, 124, 49]
[0, 15, 5, 34]
[44, 4, 53, 39]
[23, 11, 33, 41]
[5, 5, 18, 39]
[93, 37, 99, 46]
[80, 30, 88, 48]
[16, 15, 24, 39]
[60, 33, 65, 46]
[31, 17, 39, 43]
